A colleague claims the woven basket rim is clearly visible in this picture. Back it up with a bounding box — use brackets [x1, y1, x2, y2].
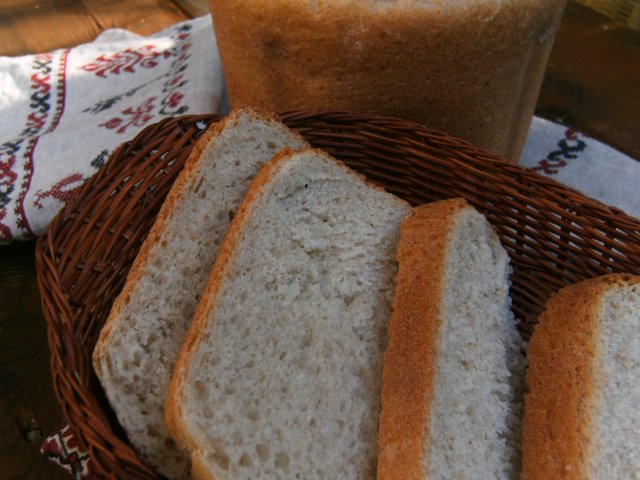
[35, 110, 640, 479]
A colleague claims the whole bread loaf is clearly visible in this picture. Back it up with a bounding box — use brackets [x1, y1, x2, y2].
[521, 273, 640, 479]
[92, 110, 308, 478]
[166, 148, 411, 480]
[377, 198, 524, 480]
[209, 0, 565, 159]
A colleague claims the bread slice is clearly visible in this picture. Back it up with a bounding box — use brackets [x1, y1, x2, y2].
[377, 198, 524, 480]
[166, 148, 411, 480]
[521, 273, 640, 480]
[92, 109, 308, 479]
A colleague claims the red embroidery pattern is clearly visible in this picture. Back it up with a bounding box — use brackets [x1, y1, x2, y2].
[0, 49, 71, 242]
[159, 28, 191, 116]
[16, 50, 70, 237]
[49, 49, 69, 133]
[41, 423, 99, 480]
[0, 209, 11, 241]
[166, 91, 184, 109]
[83, 24, 194, 123]
[100, 97, 157, 134]
[0, 152, 15, 240]
[0, 53, 53, 239]
[532, 129, 587, 175]
[81, 45, 173, 78]
[33, 173, 84, 209]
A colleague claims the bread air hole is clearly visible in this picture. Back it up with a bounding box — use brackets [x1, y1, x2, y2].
[212, 448, 230, 471]
[239, 451, 252, 468]
[275, 451, 289, 471]
[132, 350, 142, 367]
[194, 381, 206, 399]
[164, 437, 178, 450]
[146, 331, 158, 346]
[243, 359, 255, 369]
[256, 443, 270, 463]
[241, 326, 250, 339]
[246, 409, 259, 421]
[216, 210, 228, 223]
[146, 424, 160, 438]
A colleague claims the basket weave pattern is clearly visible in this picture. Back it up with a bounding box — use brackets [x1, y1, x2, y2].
[36, 111, 640, 479]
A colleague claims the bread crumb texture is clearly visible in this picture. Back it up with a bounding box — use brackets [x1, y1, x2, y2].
[92, 109, 307, 479]
[378, 198, 523, 480]
[178, 150, 410, 479]
[427, 204, 523, 480]
[522, 273, 640, 480]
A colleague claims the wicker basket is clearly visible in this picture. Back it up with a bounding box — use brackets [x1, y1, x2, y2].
[36, 111, 640, 479]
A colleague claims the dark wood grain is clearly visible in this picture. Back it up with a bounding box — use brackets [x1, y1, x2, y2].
[0, 0, 191, 57]
[81, 0, 189, 34]
[0, 240, 65, 480]
[0, 1, 100, 57]
[537, 1, 640, 159]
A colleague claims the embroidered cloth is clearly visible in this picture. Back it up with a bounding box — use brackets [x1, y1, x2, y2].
[520, 117, 639, 218]
[0, 13, 636, 480]
[0, 15, 223, 243]
[1, 15, 638, 246]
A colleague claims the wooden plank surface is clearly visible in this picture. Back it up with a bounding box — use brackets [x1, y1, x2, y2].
[0, 240, 64, 480]
[0, 1, 638, 479]
[0, 0, 192, 57]
[537, 1, 640, 159]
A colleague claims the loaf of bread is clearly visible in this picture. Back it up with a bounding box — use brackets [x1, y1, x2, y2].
[377, 198, 524, 480]
[209, 0, 566, 159]
[92, 109, 308, 478]
[166, 148, 411, 479]
[521, 273, 640, 479]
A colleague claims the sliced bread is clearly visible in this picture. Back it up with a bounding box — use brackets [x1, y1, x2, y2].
[377, 198, 524, 480]
[166, 148, 411, 480]
[521, 273, 640, 479]
[92, 109, 308, 479]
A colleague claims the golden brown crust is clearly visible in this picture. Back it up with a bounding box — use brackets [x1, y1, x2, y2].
[191, 451, 218, 480]
[164, 126, 294, 457]
[521, 273, 640, 480]
[209, 0, 565, 159]
[377, 197, 471, 480]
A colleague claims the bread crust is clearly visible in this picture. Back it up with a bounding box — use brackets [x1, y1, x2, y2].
[93, 109, 288, 373]
[165, 136, 283, 475]
[377, 197, 471, 480]
[521, 273, 640, 480]
[92, 112, 227, 378]
[92, 108, 295, 477]
[90, 117, 228, 477]
[165, 147, 406, 479]
[209, 0, 565, 159]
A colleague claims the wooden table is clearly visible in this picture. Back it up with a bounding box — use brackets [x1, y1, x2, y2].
[0, 1, 638, 479]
